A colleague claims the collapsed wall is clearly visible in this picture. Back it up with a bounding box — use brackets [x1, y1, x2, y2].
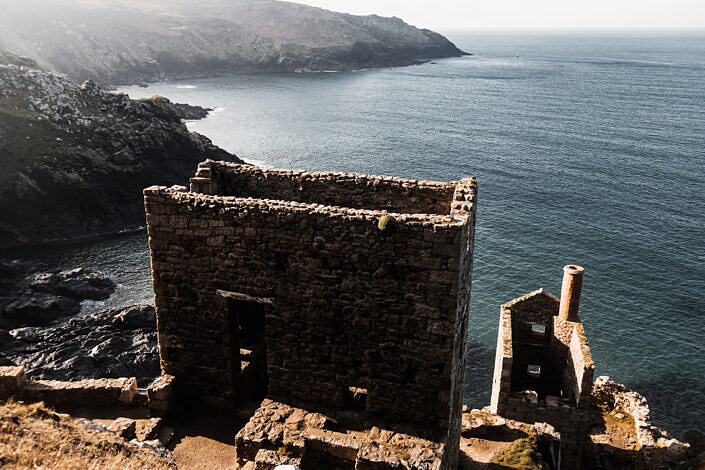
[144, 160, 478, 469]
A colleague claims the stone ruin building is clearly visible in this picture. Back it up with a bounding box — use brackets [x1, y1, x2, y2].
[143, 160, 478, 469]
[137, 161, 704, 469]
[490, 265, 595, 469]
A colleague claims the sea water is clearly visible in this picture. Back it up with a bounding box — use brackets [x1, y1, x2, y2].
[15, 31, 705, 437]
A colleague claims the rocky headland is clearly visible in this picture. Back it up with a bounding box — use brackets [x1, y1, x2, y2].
[0, 55, 241, 248]
[0, 0, 467, 86]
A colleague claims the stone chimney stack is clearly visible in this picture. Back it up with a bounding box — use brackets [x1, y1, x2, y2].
[558, 264, 584, 322]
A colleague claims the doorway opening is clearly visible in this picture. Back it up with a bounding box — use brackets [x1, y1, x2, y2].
[218, 290, 273, 409]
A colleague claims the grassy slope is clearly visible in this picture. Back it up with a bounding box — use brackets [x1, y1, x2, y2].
[0, 400, 173, 469]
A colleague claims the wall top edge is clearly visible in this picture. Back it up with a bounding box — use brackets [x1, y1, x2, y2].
[145, 185, 470, 228]
[205, 160, 477, 189]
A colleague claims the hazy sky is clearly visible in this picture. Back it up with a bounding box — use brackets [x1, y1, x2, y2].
[299, 0, 705, 30]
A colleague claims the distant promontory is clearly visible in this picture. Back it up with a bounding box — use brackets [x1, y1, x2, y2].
[0, 0, 468, 86]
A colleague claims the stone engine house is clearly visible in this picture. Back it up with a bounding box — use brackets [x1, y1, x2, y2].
[490, 265, 595, 468]
[144, 160, 478, 469]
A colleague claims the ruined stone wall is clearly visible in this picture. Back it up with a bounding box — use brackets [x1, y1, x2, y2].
[489, 290, 595, 469]
[0, 365, 175, 415]
[568, 323, 595, 408]
[490, 308, 512, 413]
[190, 160, 457, 215]
[443, 178, 478, 470]
[144, 171, 476, 439]
[498, 395, 590, 468]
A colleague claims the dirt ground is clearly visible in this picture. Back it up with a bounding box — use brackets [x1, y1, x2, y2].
[58, 401, 250, 469]
[168, 409, 244, 470]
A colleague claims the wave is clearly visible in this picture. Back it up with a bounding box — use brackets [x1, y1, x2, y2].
[176, 85, 197, 89]
[242, 158, 273, 168]
[118, 226, 145, 234]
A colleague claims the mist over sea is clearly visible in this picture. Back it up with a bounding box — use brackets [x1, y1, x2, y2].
[16, 31, 705, 437]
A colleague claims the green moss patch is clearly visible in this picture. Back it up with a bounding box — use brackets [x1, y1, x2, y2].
[489, 433, 545, 470]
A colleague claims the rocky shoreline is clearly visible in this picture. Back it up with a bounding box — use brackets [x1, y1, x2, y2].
[0, 304, 159, 384]
[0, 261, 159, 384]
[0, 58, 242, 248]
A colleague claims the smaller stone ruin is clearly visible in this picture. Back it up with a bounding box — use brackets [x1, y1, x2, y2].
[490, 265, 594, 468]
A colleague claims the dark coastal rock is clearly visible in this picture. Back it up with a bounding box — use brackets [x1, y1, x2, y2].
[0, 304, 159, 383]
[31, 267, 116, 300]
[2, 293, 80, 329]
[0, 63, 242, 248]
[0, 261, 115, 329]
[0, 0, 467, 87]
[173, 103, 213, 121]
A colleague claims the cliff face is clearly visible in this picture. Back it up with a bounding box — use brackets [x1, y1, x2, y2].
[0, 57, 241, 248]
[0, 0, 466, 86]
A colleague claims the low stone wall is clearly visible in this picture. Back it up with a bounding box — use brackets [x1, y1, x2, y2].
[0, 366, 174, 416]
[498, 395, 589, 467]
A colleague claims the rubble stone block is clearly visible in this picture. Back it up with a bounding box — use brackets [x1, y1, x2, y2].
[303, 428, 362, 461]
[147, 374, 175, 416]
[255, 448, 302, 470]
[136, 417, 163, 441]
[0, 366, 26, 398]
[107, 417, 137, 440]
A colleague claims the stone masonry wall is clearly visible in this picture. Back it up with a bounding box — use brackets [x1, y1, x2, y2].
[190, 160, 457, 215]
[144, 168, 476, 445]
[443, 178, 477, 470]
[568, 323, 595, 409]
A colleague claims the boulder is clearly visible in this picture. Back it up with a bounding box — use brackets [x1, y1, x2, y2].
[685, 429, 705, 454]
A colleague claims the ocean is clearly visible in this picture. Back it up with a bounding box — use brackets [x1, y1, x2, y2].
[16, 31, 705, 437]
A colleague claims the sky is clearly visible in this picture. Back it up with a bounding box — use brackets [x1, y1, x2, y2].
[298, 0, 705, 30]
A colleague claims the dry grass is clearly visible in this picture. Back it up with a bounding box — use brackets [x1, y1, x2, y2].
[0, 400, 174, 469]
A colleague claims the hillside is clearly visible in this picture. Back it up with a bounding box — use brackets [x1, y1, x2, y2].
[0, 0, 466, 86]
[0, 56, 241, 247]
